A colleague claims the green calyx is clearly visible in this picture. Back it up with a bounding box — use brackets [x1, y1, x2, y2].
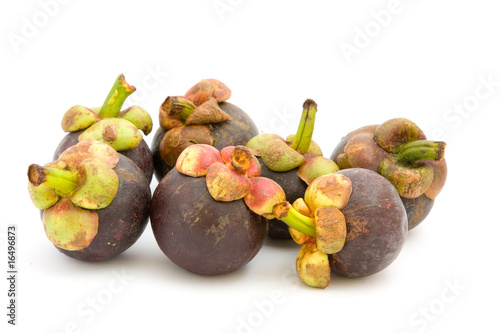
[43, 199, 99, 251]
[27, 141, 120, 251]
[298, 156, 339, 185]
[60, 74, 153, 151]
[119, 106, 153, 135]
[379, 159, 434, 199]
[61, 106, 100, 132]
[247, 99, 321, 173]
[261, 139, 305, 172]
[78, 118, 143, 151]
[379, 140, 446, 198]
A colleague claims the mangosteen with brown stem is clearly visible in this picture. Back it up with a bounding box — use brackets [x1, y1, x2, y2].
[272, 168, 408, 288]
[28, 140, 151, 262]
[246, 99, 339, 239]
[150, 144, 287, 275]
[54, 74, 154, 183]
[151, 79, 259, 181]
[329, 118, 447, 229]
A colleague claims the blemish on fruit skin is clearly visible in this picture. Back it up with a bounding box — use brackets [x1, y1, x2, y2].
[205, 214, 230, 245]
[191, 217, 200, 226]
[346, 217, 370, 241]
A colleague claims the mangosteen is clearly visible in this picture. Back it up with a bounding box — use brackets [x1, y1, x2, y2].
[330, 118, 447, 229]
[272, 168, 407, 288]
[54, 74, 154, 183]
[150, 144, 286, 275]
[246, 99, 339, 239]
[28, 140, 151, 262]
[151, 79, 259, 182]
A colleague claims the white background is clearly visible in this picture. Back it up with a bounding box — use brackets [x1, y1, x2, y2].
[2, 1, 499, 332]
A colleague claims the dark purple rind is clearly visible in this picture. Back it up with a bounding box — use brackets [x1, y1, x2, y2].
[54, 131, 154, 183]
[329, 125, 378, 165]
[210, 102, 259, 150]
[152, 102, 259, 182]
[329, 135, 351, 164]
[54, 154, 151, 261]
[258, 160, 308, 239]
[401, 195, 435, 230]
[151, 127, 172, 182]
[329, 168, 407, 278]
[120, 140, 153, 183]
[150, 169, 268, 275]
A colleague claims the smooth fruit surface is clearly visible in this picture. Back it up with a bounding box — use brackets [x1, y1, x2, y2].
[329, 168, 407, 277]
[150, 169, 267, 275]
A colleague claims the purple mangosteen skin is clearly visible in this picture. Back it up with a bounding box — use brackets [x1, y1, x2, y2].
[54, 130, 154, 183]
[151, 102, 259, 182]
[150, 169, 268, 275]
[49, 154, 151, 262]
[329, 168, 408, 278]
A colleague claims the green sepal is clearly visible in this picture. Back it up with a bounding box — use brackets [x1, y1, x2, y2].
[43, 198, 99, 251]
[59, 140, 119, 169]
[379, 158, 434, 198]
[246, 133, 284, 156]
[28, 183, 58, 210]
[78, 118, 143, 151]
[298, 156, 339, 185]
[261, 139, 305, 172]
[71, 159, 119, 209]
[119, 105, 153, 135]
[296, 243, 331, 289]
[61, 105, 100, 132]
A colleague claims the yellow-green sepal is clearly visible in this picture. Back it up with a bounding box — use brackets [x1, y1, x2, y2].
[71, 159, 119, 209]
[78, 118, 143, 151]
[28, 183, 58, 210]
[42, 198, 99, 251]
[61, 105, 100, 132]
[119, 105, 153, 135]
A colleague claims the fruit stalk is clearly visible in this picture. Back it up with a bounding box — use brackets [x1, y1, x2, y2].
[229, 146, 253, 173]
[99, 74, 136, 119]
[273, 201, 316, 237]
[393, 140, 446, 166]
[290, 99, 317, 154]
[28, 164, 77, 195]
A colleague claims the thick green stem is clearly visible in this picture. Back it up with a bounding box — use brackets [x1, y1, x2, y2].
[273, 201, 316, 236]
[394, 140, 446, 166]
[290, 99, 317, 154]
[98, 74, 136, 119]
[28, 164, 78, 195]
[174, 97, 197, 121]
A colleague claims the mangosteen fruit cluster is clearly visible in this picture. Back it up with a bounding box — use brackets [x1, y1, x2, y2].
[27, 73, 449, 290]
